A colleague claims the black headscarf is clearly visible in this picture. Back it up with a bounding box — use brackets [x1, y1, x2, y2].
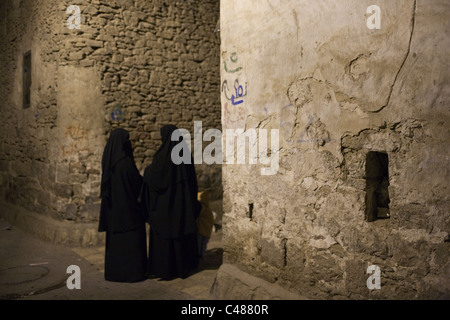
[99, 128, 138, 232]
[144, 125, 180, 191]
[142, 125, 201, 238]
[100, 128, 134, 199]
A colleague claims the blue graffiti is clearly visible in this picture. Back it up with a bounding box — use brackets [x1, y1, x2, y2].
[222, 79, 247, 106]
[111, 104, 123, 121]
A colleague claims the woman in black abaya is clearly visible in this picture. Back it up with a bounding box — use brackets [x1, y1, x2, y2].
[99, 128, 147, 282]
[141, 125, 201, 280]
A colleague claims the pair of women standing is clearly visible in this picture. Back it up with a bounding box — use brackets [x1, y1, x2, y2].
[99, 125, 200, 282]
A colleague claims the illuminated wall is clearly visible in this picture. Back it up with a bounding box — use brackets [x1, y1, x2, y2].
[214, 0, 450, 299]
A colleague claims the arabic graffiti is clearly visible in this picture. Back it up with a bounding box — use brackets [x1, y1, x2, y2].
[223, 52, 243, 74]
[222, 79, 248, 106]
[222, 51, 247, 129]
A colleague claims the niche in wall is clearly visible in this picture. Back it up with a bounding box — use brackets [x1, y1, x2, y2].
[22, 50, 31, 109]
[365, 151, 390, 222]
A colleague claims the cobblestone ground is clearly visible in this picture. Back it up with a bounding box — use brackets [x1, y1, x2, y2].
[0, 216, 222, 300]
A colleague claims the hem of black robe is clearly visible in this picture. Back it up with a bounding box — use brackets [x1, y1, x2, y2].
[145, 270, 197, 282]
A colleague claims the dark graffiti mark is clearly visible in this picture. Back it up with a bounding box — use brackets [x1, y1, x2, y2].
[222, 79, 248, 105]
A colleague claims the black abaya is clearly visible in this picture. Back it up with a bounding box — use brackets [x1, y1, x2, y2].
[142, 125, 201, 280]
[99, 128, 147, 282]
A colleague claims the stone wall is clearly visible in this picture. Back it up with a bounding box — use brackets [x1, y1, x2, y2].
[214, 0, 450, 299]
[0, 0, 221, 226]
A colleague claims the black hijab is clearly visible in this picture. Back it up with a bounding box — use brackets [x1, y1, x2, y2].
[100, 128, 134, 200]
[144, 125, 180, 192]
[99, 128, 137, 232]
[142, 125, 201, 238]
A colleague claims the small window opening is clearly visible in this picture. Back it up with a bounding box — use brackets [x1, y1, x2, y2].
[365, 151, 390, 222]
[23, 50, 31, 109]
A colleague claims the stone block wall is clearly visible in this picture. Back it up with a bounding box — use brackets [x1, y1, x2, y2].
[0, 0, 221, 223]
[215, 0, 449, 299]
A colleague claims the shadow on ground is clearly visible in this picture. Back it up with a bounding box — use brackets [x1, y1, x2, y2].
[197, 247, 223, 272]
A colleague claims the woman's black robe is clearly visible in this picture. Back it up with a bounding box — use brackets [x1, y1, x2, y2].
[141, 125, 201, 280]
[99, 128, 147, 282]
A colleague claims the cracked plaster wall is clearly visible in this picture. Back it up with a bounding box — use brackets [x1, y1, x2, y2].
[215, 0, 450, 299]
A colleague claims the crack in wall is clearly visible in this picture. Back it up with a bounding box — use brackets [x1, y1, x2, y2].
[345, 53, 372, 78]
[282, 238, 287, 267]
[372, 0, 417, 113]
[292, 9, 299, 40]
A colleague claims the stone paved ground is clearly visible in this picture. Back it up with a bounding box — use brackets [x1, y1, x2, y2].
[0, 215, 222, 301]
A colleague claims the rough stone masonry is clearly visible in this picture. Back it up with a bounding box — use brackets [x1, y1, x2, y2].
[0, 0, 221, 246]
[0, 0, 449, 300]
[212, 0, 449, 299]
